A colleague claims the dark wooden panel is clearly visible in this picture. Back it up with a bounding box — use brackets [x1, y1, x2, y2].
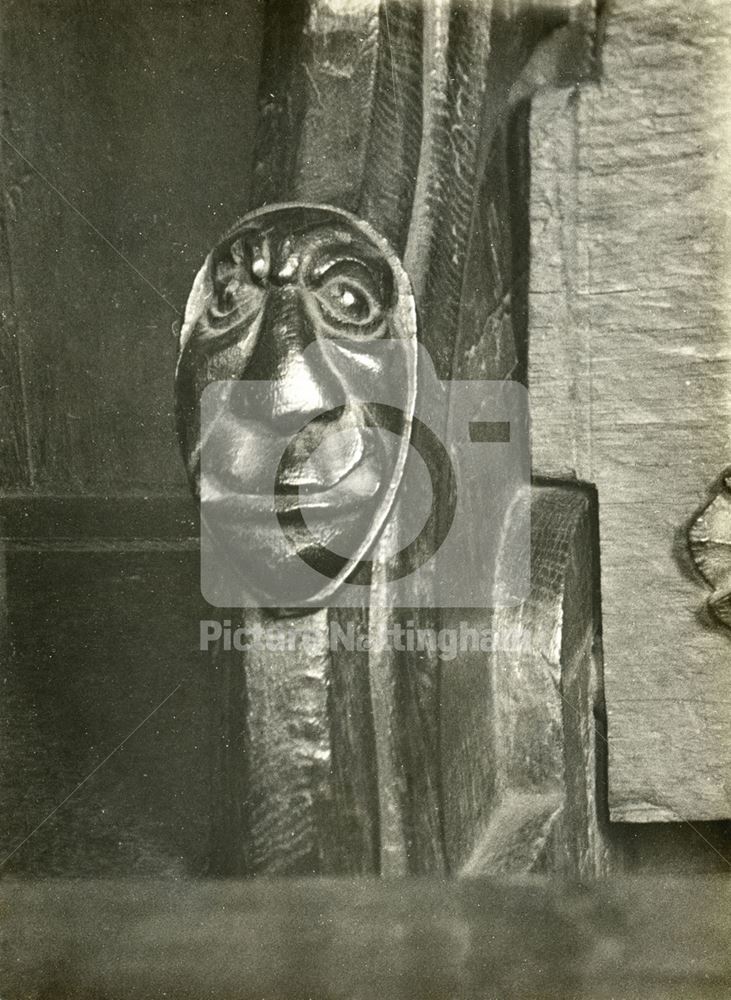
[0, 543, 217, 875]
[0, 878, 729, 999]
[0, 0, 263, 492]
[0, 495, 197, 544]
[0, 173, 30, 488]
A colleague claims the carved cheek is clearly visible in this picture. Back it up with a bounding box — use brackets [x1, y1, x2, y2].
[316, 324, 414, 413]
[200, 410, 285, 496]
[203, 325, 262, 384]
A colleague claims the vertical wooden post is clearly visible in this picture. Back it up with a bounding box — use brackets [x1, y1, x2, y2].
[214, 0, 601, 877]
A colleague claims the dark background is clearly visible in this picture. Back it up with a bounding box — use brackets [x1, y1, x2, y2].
[0, 0, 263, 874]
[1, 0, 262, 494]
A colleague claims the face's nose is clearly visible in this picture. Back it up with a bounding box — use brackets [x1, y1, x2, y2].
[234, 286, 342, 435]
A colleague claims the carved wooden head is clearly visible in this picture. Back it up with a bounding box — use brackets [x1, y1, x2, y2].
[175, 203, 418, 605]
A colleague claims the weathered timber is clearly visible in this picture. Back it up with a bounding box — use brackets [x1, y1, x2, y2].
[529, 0, 731, 821]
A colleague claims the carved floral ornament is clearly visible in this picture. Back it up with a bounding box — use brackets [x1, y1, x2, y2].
[688, 469, 731, 629]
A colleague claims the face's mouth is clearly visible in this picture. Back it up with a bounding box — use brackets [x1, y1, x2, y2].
[201, 430, 386, 519]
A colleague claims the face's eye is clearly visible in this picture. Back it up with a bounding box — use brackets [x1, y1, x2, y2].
[310, 259, 387, 335]
[317, 276, 381, 326]
[201, 234, 266, 341]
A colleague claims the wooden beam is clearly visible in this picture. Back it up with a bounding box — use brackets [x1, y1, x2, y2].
[529, 0, 731, 821]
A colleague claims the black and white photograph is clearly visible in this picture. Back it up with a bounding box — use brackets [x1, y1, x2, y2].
[0, 1, 729, 996]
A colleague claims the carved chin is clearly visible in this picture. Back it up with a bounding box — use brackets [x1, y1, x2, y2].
[202, 487, 390, 604]
[199, 423, 405, 603]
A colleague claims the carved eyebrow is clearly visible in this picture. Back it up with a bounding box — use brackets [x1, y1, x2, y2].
[311, 254, 378, 282]
[309, 250, 395, 312]
[310, 235, 390, 271]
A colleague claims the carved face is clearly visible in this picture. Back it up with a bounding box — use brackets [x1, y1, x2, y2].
[175, 204, 418, 605]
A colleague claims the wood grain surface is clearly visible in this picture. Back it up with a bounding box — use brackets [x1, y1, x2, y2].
[442, 483, 606, 876]
[219, 0, 592, 877]
[530, 0, 731, 821]
[0, 0, 263, 493]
